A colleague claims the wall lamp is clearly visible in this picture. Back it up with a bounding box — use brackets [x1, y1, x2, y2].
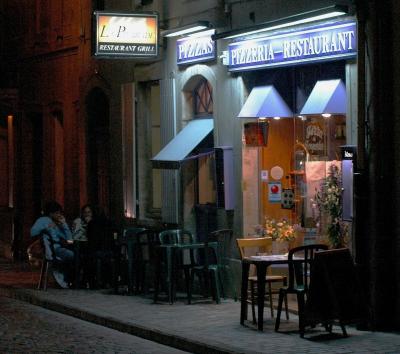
[161, 21, 212, 37]
[212, 5, 349, 40]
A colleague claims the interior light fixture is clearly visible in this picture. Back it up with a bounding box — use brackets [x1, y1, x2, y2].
[273, 116, 281, 120]
[297, 115, 307, 121]
[258, 117, 267, 121]
[212, 5, 348, 40]
[322, 113, 332, 118]
[162, 21, 211, 38]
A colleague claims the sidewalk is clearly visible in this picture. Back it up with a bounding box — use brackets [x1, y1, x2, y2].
[1, 259, 400, 354]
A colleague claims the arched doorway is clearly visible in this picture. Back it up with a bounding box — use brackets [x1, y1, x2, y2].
[85, 87, 110, 214]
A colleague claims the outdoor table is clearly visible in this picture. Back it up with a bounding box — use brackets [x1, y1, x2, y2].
[240, 254, 303, 331]
[154, 241, 218, 304]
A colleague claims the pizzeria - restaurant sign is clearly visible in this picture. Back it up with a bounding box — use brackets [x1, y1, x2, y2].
[228, 21, 356, 71]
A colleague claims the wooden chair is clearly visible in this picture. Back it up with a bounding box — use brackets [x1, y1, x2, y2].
[274, 244, 328, 335]
[237, 237, 288, 322]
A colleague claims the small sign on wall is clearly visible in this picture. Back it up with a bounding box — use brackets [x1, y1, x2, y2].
[268, 182, 282, 203]
[261, 170, 268, 181]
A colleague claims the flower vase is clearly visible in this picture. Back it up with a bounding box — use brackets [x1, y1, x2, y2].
[272, 240, 290, 254]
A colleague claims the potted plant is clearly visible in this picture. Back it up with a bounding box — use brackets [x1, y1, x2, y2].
[315, 164, 348, 248]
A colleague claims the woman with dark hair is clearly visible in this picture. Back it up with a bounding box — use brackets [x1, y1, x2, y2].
[72, 204, 93, 241]
[30, 201, 74, 288]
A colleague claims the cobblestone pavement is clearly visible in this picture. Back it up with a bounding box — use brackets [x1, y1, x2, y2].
[0, 296, 188, 354]
[1, 260, 400, 354]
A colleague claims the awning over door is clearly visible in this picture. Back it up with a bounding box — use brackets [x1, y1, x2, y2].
[300, 79, 346, 115]
[151, 118, 214, 169]
[237, 85, 293, 119]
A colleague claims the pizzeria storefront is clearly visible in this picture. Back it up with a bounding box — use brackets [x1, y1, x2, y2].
[214, 16, 357, 249]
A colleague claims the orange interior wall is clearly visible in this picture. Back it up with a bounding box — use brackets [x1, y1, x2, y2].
[261, 118, 295, 222]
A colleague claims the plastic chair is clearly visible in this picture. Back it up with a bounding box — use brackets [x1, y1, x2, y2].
[157, 229, 196, 303]
[237, 237, 288, 322]
[124, 227, 158, 294]
[274, 244, 328, 335]
[188, 231, 223, 304]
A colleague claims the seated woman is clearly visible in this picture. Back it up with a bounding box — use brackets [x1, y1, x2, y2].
[30, 201, 74, 288]
[71, 204, 94, 287]
[72, 204, 93, 241]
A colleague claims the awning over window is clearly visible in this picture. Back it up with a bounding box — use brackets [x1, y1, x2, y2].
[151, 118, 214, 169]
[300, 79, 346, 115]
[237, 85, 293, 119]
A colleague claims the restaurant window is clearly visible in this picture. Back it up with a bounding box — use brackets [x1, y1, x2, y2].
[242, 62, 355, 248]
[194, 78, 213, 117]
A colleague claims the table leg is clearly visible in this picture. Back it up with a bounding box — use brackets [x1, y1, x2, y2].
[153, 247, 161, 303]
[240, 262, 250, 325]
[256, 264, 267, 331]
[166, 248, 173, 304]
[74, 243, 81, 289]
[127, 240, 134, 294]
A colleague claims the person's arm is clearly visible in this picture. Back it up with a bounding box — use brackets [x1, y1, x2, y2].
[55, 215, 72, 241]
[31, 217, 53, 237]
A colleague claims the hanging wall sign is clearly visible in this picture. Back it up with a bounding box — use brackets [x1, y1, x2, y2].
[94, 11, 158, 58]
[227, 21, 356, 71]
[176, 32, 216, 65]
[268, 182, 282, 203]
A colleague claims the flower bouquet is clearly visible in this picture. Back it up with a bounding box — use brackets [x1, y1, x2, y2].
[264, 217, 297, 243]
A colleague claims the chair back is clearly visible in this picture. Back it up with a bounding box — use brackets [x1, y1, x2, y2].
[159, 229, 194, 245]
[27, 238, 43, 267]
[287, 244, 328, 291]
[209, 229, 233, 264]
[135, 229, 158, 262]
[236, 237, 273, 259]
[124, 227, 146, 238]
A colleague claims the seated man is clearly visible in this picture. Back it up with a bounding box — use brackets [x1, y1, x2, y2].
[31, 201, 74, 288]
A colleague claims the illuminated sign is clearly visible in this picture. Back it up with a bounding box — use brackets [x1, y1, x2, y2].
[176, 32, 216, 65]
[228, 21, 356, 71]
[94, 11, 158, 58]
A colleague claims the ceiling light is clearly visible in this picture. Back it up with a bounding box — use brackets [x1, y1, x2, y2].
[273, 116, 281, 120]
[322, 113, 332, 118]
[212, 5, 348, 40]
[162, 21, 211, 38]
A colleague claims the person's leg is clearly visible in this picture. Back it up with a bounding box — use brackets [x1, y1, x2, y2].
[55, 247, 75, 284]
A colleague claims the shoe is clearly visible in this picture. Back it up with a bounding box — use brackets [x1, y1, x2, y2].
[52, 269, 69, 289]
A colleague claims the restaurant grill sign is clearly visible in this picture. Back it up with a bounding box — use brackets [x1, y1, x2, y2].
[176, 33, 216, 65]
[228, 21, 356, 71]
[94, 11, 158, 58]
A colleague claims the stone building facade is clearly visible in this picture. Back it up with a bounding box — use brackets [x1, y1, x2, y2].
[0, 0, 399, 330]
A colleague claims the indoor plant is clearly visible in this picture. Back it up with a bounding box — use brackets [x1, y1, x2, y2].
[315, 164, 347, 248]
